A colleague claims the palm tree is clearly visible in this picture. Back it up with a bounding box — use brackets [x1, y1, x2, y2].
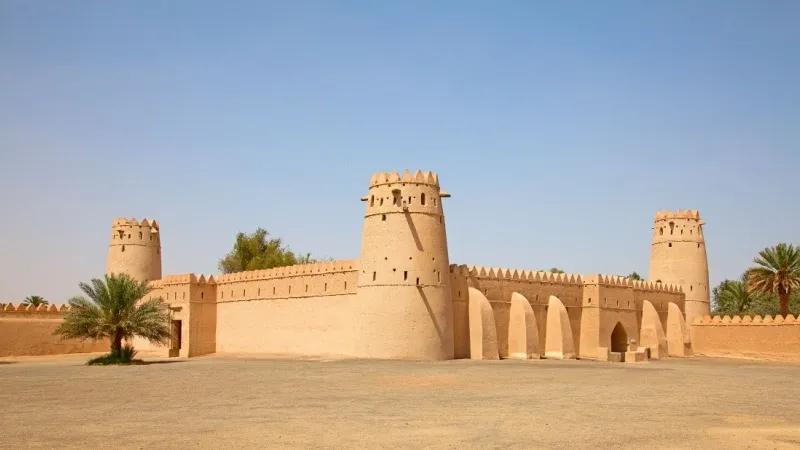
[745, 243, 800, 317]
[54, 273, 171, 359]
[712, 277, 753, 316]
[22, 295, 48, 307]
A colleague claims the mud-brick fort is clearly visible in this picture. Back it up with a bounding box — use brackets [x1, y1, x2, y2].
[116, 169, 704, 362]
[3, 170, 798, 361]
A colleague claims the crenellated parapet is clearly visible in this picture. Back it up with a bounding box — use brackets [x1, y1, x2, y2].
[110, 217, 161, 245]
[582, 275, 683, 293]
[107, 216, 162, 283]
[369, 169, 440, 188]
[214, 260, 360, 303]
[449, 264, 583, 285]
[215, 260, 358, 284]
[449, 264, 584, 310]
[149, 273, 217, 289]
[693, 314, 798, 325]
[1, 303, 73, 315]
[654, 209, 702, 221]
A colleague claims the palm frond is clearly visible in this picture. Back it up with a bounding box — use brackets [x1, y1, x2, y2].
[54, 273, 170, 350]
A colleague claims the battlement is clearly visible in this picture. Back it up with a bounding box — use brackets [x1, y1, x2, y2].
[148, 273, 217, 289]
[450, 264, 583, 285]
[109, 217, 161, 247]
[112, 217, 160, 230]
[1, 303, 72, 314]
[369, 170, 440, 188]
[582, 275, 683, 293]
[693, 314, 798, 325]
[654, 210, 702, 221]
[215, 260, 359, 284]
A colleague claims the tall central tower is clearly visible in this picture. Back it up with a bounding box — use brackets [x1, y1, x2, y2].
[648, 210, 710, 325]
[355, 170, 454, 360]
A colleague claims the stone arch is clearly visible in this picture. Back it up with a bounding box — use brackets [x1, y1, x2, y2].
[640, 300, 667, 359]
[610, 322, 628, 353]
[507, 292, 539, 359]
[667, 302, 694, 357]
[544, 295, 575, 360]
[468, 287, 499, 360]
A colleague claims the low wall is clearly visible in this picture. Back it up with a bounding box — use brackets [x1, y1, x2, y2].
[692, 315, 800, 361]
[0, 304, 108, 357]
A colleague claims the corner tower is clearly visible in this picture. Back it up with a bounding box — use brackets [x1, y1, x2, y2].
[106, 218, 162, 283]
[648, 210, 710, 324]
[355, 170, 454, 360]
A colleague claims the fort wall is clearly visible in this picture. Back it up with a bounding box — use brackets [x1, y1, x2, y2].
[449, 266, 685, 360]
[691, 315, 800, 361]
[0, 304, 108, 357]
[215, 261, 361, 356]
[449, 265, 583, 359]
[135, 273, 218, 357]
[579, 276, 682, 359]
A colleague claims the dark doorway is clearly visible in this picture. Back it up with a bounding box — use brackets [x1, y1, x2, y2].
[610, 322, 628, 353]
[170, 320, 182, 357]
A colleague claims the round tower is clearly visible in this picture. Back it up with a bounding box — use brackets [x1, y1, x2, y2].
[106, 217, 162, 283]
[355, 169, 454, 360]
[648, 210, 710, 325]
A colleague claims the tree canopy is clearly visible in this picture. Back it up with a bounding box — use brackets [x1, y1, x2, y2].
[218, 228, 329, 274]
[711, 245, 800, 317]
[549, 267, 565, 274]
[744, 243, 800, 317]
[627, 272, 643, 280]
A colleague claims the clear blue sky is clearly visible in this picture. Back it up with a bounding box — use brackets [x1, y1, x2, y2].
[1, 1, 798, 304]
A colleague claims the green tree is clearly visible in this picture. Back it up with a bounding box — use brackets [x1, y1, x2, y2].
[54, 273, 171, 363]
[22, 295, 48, 307]
[549, 267, 565, 274]
[218, 228, 326, 273]
[745, 243, 800, 317]
[627, 272, 643, 280]
[712, 276, 755, 316]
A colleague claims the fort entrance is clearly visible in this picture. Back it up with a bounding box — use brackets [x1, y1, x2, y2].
[610, 322, 628, 354]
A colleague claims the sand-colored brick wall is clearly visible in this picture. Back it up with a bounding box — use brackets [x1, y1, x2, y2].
[691, 315, 800, 361]
[449, 265, 584, 358]
[579, 275, 683, 359]
[0, 304, 108, 357]
[215, 261, 360, 356]
[136, 274, 218, 356]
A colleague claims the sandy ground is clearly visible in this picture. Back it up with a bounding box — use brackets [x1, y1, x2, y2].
[1, 352, 799, 449]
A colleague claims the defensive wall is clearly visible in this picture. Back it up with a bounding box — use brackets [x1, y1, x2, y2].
[134, 273, 218, 358]
[214, 260, 360, 357]
[450, 265, 685, 360]
[691, 315, 800, 361]
[0, 304, 108, 357]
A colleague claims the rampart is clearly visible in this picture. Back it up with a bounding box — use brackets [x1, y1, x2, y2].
[449, 265, 684, 359]
[213, 260, 362, 357]
[691, 315, 800, 361]
[0, 304, 108, 357]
